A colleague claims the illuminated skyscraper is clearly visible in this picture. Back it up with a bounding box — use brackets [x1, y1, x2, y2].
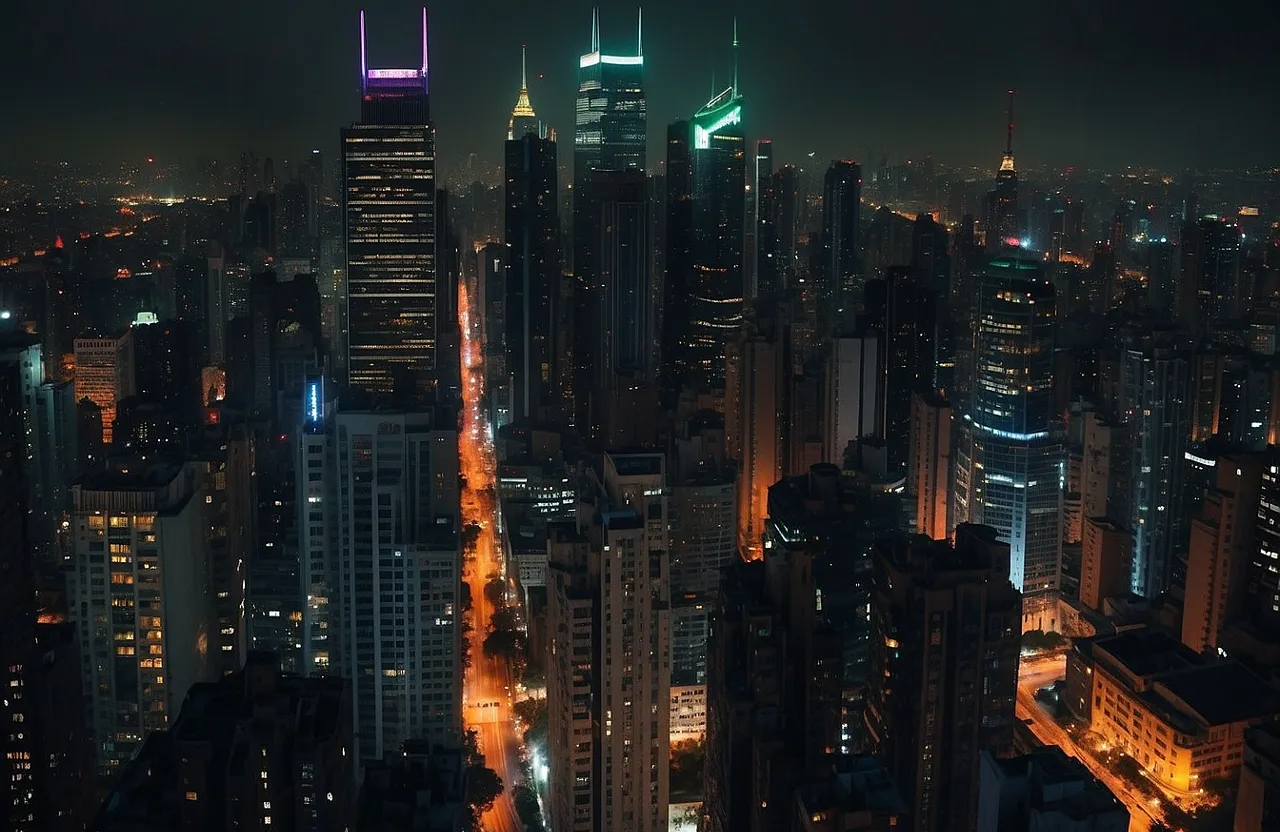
[1119, 330, 1191, 599]
[343, 9, 437, 401]
[573, 9, 645, 274]
[667, 23, 745, 389]
[508, 45, 539, 141]
[954, 259, 1062, 627]
[984, 90, 1019, 249]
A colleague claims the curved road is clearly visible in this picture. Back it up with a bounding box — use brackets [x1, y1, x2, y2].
[1017, 654, 1162, 832]
[460, 275, 528, 832]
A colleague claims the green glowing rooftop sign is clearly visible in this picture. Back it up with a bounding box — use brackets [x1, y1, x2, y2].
[693, 104, 742, 149]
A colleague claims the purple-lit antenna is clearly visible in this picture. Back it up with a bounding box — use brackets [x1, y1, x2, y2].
[360, 10, 368, 94]
[421, 6, 430, 84]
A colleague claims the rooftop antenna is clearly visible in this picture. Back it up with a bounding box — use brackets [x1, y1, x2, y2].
[1006, 88, 1015, 158]
[591, 7, 600, 53]
[521, 44, 528, 89]
[359, 10, 368, 94]
[732, 17, 739, 94]
[427, 6, 437, 80]
[637, 7, 643, 58]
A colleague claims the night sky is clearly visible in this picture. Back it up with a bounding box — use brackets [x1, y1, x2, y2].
[3, 0, 1276, 173]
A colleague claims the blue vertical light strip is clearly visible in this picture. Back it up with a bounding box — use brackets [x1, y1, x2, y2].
[306, 378, 323, 426]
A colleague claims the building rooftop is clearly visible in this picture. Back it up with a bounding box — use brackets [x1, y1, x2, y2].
[1156, 661, 1280, 726]
[76, 458, 185, 492]
[360, 742, 467, 832]
[796, 754, 908, 819]
[1092, 628, 1199, 679]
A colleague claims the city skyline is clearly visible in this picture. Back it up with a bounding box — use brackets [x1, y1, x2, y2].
[2, 1, 1277, 172]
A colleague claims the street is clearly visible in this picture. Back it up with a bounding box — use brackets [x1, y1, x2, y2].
[460, 274, 528, 832]
[1016, 653, 1164, 832]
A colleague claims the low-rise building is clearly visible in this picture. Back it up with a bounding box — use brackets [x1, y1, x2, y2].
[1082, 628, 1280, 793]
[1235, 722, 1280, 832]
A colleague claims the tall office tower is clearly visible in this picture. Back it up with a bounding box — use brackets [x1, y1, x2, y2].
[767, 464, 904, 754]
[984, 90, 1019, 249]
[1080, 409, 1114, 521]
[954, 259, 1062, 624]
[193, 424, 256, 676]
[343, 10, 437, 401]
[1119, 330, 1191, 598]
[478, 243, 511, 424]
[754, 140, 778, 300]
[94, 654, 355, 832]
[684, 67, 745, 387]
[668, 453, 735, 742]
[1079, 517, 1130, 612]
[821, 160, 862, 332]
[775, 164, 800, 281]
[1182, 453, 1262, 654]
[909, 392, 951, 540]
[74, 332, 134, 444]
[578, 170, 655, 443]
[507, 45, 539, 140]
[912, 212, 950, 295]
[573, 9, 645, 318]
[0, 336, 73, 574]
[977, 747, 1129, 832]
[1179, 216, 1243, 336]
[69, 459, 213, 776]
[0, 339, 35, 831]
[703, 555, 842, 832]
[505, 131, 560, 423]
[1147, 239, 1178, 319]
[546, 452, 670, 832]
[728, 328, 783, 560]
[868, 268, 938, 470]
[868, 525, 1022, 832]
[299, 406, 462, 762]
[825, 332, 882, 467]
[662, 120, 694, 400]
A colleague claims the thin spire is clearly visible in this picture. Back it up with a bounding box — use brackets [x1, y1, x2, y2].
[637, 7, 643, 57]
[421, 7, 430, 79]
[359, 9, 367, 93]
[732, 17, 739, 94]
[591, 7, 599, 53]
[521, 44, 527, 89]
[1005, 88, 1015, 157]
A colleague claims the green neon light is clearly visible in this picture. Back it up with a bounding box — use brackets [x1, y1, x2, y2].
[693, 105, 741, 149]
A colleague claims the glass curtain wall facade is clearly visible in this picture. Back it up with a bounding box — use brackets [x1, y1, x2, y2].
[955, 258, 1062, 595]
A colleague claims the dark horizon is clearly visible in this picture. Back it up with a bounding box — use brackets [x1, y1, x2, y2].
[2, 0, 1278, 174]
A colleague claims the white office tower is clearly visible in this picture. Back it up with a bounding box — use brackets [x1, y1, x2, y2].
[298, 387, 462, 764]
[547, 452, 671, 832]
[69, 460, 213, 776]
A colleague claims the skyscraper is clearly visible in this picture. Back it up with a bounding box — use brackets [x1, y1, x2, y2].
[573, 9, 645, 279]
[507, 45, 539, 141]
[1119, 330, 1191, 599]
[821, 160, 862, 332]
[754, 139, 778, 300]
[954, 258, 1062, 625]
[546, 452, 670, 832]
[69, 460, 214, 776]
[504, 131, 560, 423]
[299, 406, 462, 764]
[575, 170, 655, 442]
[343, 9, 437, 400]
[869, 525, 1022, 832]
[984, 91, 1019, 249]
[683, 43, 745, 387]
